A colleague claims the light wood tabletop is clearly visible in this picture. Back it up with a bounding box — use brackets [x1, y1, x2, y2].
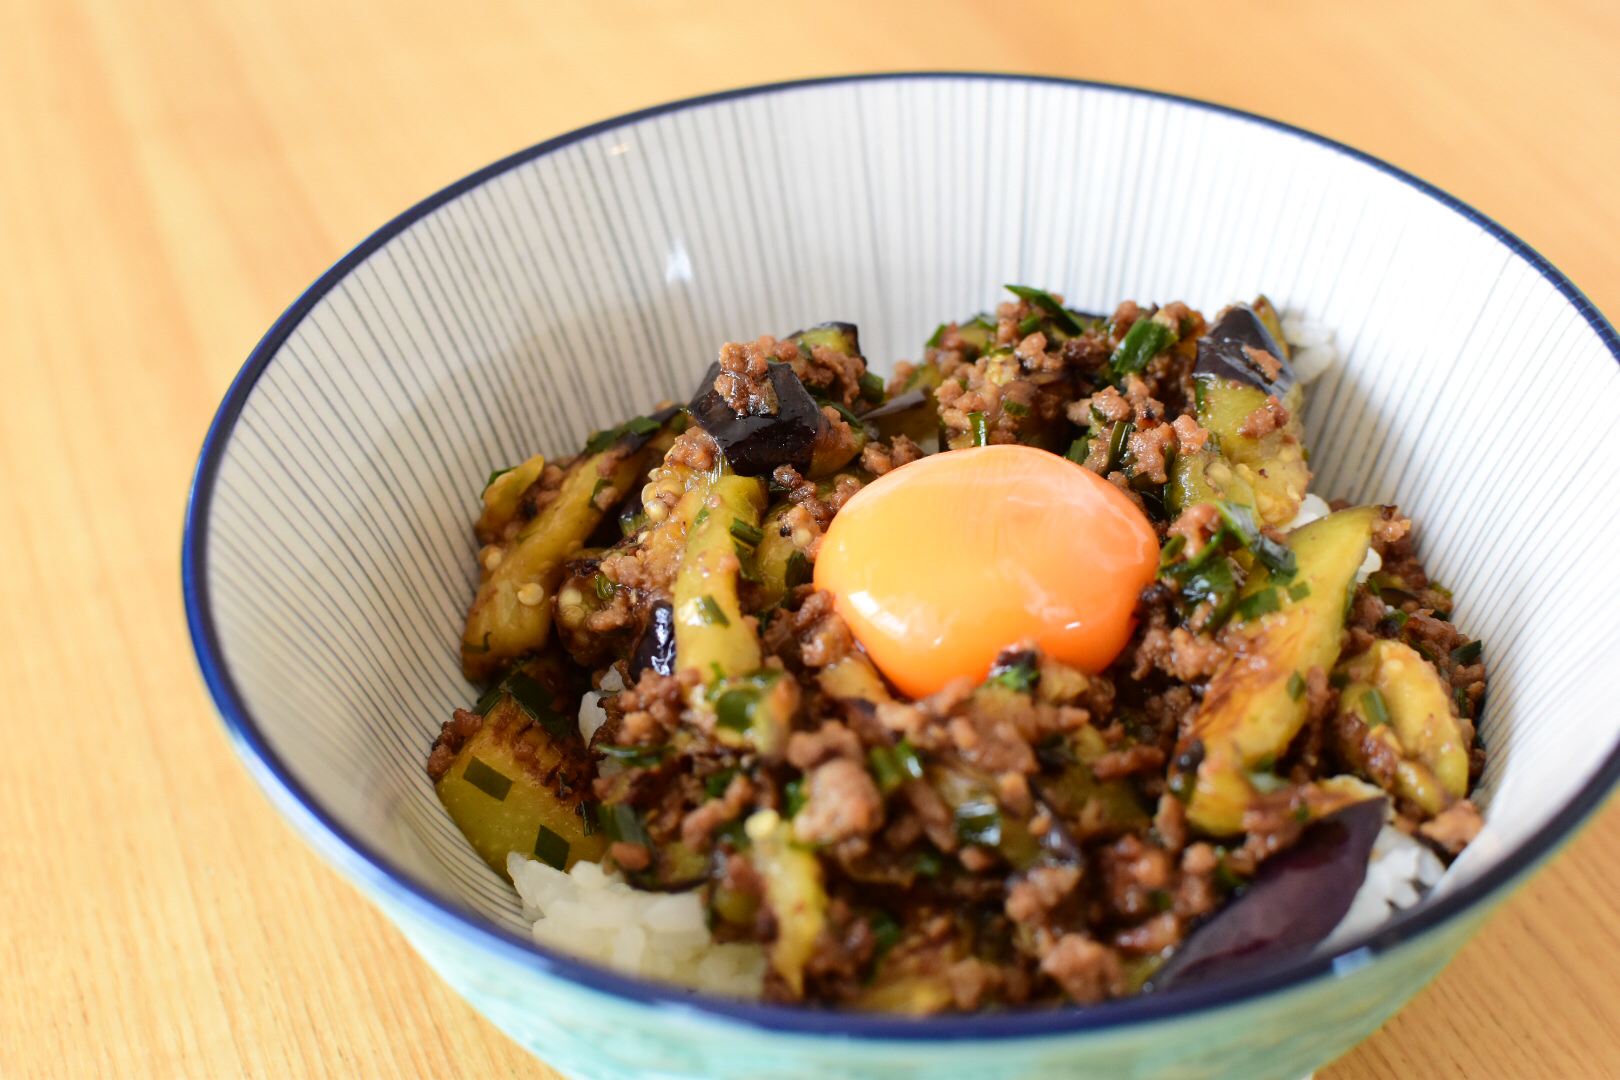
[4, 1, 1619, 1076]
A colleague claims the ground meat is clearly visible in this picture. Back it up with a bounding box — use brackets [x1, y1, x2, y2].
[1099, 835, 1173, 920]
[902, 779, 958, 852]
[1168, 502, 1220, 555]
[610, 668, 693, 745]
[1114, 912, 1181, 955]
[1040, 934, 1124, 1005]
[1092, 745, 1166, 781]
[1154, 793, 1188, 854]
[786, 720, 863, 769]
[681, 772, 757, 851]
[1419, 799, 1483, 854]
[714, 337, 794, 415]
[761, 589, 857, 671]
[1237, 394, 1290, 439]
[811, 405, 860, 468]
[1242, 344, 1283, 381]
[426, 708, 484, 780]
[1330, 708, 1401, 789]
[1005, 864, 1082, 925]
[795, 344, 867, 406]
[1173, 842, 1220, 920]
[1171, 412, 1211, 454]
[1127, 422, 1177, 484]
[860, 434, 925, 475]
[610, 841, 652, 872]
[793, 759, 885, 847]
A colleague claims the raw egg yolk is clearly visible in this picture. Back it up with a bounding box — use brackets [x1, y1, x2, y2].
[814, 444, 1159, 699]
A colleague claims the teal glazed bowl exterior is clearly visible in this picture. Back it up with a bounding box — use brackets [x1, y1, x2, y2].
[185, 74, 1620, 1080]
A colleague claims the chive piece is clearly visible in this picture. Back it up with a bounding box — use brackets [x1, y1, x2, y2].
[704, 767, 739, 799]
[1167, 771, 1195, 803]
[1109, 317, 1174, 379]
[714, 687, 759, 731]
[582, 414, 663, 455]
[733, 540, 763, 584]
[1287, 671, 1306, 701]
[953, 798, 1002, 847]
[926, 323, 947, 349]
[591, 477, 613, 500]
[1214, 852, 1245, 892]
[990, 664, 1038, 694]
[693, 506, 710, 527]
[1246, 769, 1289, 795]
[1430, 581, 1454, 599]
[892, 739, 924, 782]
[729, 519, 765, 547]
[1105, 420, 1134, 473]
[597, 744, 669, 768]
[462, 757, 512, 801]
[859, 371, 887, 404]
[533, 826, 570, 870]
[484, 466, 515, 493]
[783, 778, 807, 818]
[814, 395, 876, 438]
[1235, 586, 1281, 623]
[1176, 556, 1239, 628]
[1288, 581, 1312, 602]
[1454, 685, 1472, 718]
[462, 631, 493, 655]
[1002, 400, 1030, 418]
[618, 509, 648, 539]
[1362, 687, 1392, 727]
[505, 671, 568, 737]
[472, 682, 504, 717]
[1150, 889, 1173, 913]
[1066, 437, 1088, 464]
[1450, 640, 1483, 666]
[968, 411, 989, 447]
[1292, 804, 1312, 823]
[593, 572, 615, 600]
[1004, 284, 1085, 336]
[599, 802, 652, 848]
[1329, 670, 1350, 690]
[870, 910, 903, 955]
[1158, 533, 1187, 567]
[914, 849, 943, 878]
[784, 550, 813, 589]
[578, 800, 601, 836]
[868, 746, 904, 795]
[696, 595, 730, 627]
[1017, 313, 1042, 336]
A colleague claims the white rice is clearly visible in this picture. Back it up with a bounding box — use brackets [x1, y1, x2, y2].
[1282, 314, 1340, 385]
[507, 852, 767, 998]
[1285, 492, 1381, 582]
[1320, 825, 1446, 952]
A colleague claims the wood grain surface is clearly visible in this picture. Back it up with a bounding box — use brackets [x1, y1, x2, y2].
[3, 1, 1618, 1076]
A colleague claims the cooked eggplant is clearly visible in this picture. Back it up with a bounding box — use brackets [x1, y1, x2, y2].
[1336, 640, 1470, 814]
[787, 321, 862, 363]
[628, 598, 676, 680]
[1184, 506, 1377, 834]
[1149, 797, 1386, 990]
[1194, 303, 1295, 395]
[686, 360, 823, 477]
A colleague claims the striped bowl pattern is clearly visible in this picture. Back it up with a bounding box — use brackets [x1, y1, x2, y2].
[184, 75, 1620, 1080]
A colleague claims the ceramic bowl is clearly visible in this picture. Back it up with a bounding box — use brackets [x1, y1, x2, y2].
[183, 74, 1620, 1080]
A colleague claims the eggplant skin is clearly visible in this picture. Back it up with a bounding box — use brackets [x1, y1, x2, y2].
[629, 599, 677, 681]
[1148, 797, 1386, 991]
[686, 361, 822, 476]
[1194, 305, 1295, 395]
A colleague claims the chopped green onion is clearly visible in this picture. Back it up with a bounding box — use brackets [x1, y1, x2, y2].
[483, 466, 515, 493]
[1246, 769, 1289, 794]
[1292, 804, 1312, 823]
[868, 746, 905, 794]
[926, 323, 947, 349]
[953, 798, 1002, 847]
[733, 540, 763, 584]
[714, 687, 760, 731]
[593, 572, 615, 600]
[696, 595, 730, 627]
[462, 631, 493, 655]
[583, 414, 662, 455]
[814, 395, 876, 438]
[579, 800, 602, 836]
[1110, 318, 1174, 379]
[533, 826, 570, 871]
[694, 507, 710, 527]
[1066, 437, 1089, 464]
[1004, 284, 1085, 336]
[704, 767, 739, 799]
[598, 802, 652, 848]
[968, 411, 989, 447]
[472, 682, 504, 717]
[1003, 400, 1031, 418]
[784, 550, 813, 589]
[1454, 685, 1472, 719]
[1235, 586, 1281, 623]
[1214, 852, 1245, 891]
[1017, 313, 1042, 336]
[505, 671, 570, 737]
[1450, 640, 1483, 666]
[1329, 670, 1350, 690]
[1287, 671, 1306, 701]
[1105, 420, 1134, 473]
[729, 519, 764, 547]
[1158, 534, 1187, 567]
[869, 910, 903, 955]
[989, 658, 1039, 693]
[1149, 889, 1173, 913]
[1176, 556, 1239, 627]
[591, 477, 613, 500]
[1167, 771, 1195, 803]
[783, 778, 807, 818]
[892, 739, 924, 782]
[462, 757, 512, 801]
[597, 744, 669, 768]
[1430, 581, 1454, 599]
[859, 371, 887, 404]
[914, 849, 943, 878]
[1362, 687, 1392, 727]
[1288, 581, 1312, 602]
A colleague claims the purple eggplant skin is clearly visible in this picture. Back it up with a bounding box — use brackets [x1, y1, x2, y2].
[1194, 304, 1295, 396]
[1148, 796, 1388, 991]
[686, 361, 823, 477]
[628, 599, 677, 681]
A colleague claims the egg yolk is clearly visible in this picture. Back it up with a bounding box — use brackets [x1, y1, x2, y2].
[814, 444, 1159, 699]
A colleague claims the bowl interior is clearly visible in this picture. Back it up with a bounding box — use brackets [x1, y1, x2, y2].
[190, 75, 1620, 1000]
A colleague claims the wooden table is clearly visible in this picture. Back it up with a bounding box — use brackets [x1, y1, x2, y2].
[4, 1, 1618, 1075]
